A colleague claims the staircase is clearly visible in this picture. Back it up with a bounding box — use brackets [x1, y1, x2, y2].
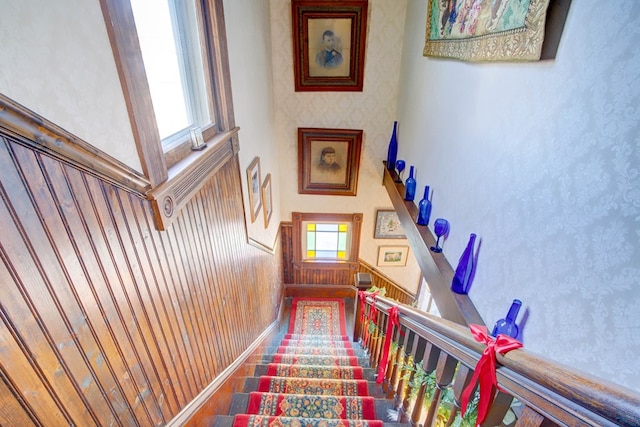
[215, 298, 403, 427]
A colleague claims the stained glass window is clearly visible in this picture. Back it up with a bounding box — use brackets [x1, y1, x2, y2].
[304, 222, 350, 260]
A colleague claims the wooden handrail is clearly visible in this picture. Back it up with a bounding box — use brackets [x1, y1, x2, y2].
[382, 164, 483, 326]
[358, 293, 640, 427]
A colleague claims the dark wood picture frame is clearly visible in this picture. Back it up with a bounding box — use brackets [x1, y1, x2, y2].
[246, 156, 262, 223]
[291, 0, 368, 92]
[298, 128, 362, 196]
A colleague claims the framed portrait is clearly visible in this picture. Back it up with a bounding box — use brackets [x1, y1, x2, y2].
[261, 173, 273, 228]
[298, 128, 362, 196]
[374, 209, 406, 239]
[291, 0, 368, 91]
[377, 246, 409, 267]
[246, 157, 262, 223]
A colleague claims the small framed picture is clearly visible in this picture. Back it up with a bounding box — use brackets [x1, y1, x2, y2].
[374, 209, 406, 239]
[377, 246, 409, 267]
[246, 157, 262, 223]
[298, 127, 362, 196]
[291, 0, 368, 91]
[261, 173, 273, 228]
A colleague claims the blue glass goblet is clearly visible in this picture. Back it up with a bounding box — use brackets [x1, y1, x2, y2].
[395, 160, 406, 183]
[430, 218, 450, 253]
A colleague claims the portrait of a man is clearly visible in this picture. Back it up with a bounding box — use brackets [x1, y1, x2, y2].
[315, 30, 343, 68]
[307, 18, 351, 78]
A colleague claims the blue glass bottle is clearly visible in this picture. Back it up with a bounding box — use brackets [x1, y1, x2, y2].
[416, 185, 432, 226]
[451, 233, 476, 294]
[404, 166, 416, 201]
[386, 121, 398, 170]
[491, 299, 522, 338]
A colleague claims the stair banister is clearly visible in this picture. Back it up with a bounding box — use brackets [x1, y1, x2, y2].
[359, 292, 640, 427]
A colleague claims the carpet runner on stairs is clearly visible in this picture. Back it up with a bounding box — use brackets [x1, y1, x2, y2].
[228, 298, 385, 427]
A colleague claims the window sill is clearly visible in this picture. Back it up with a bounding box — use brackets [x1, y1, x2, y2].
[147, 127, 240, 230]
[293, 260, 358, 271]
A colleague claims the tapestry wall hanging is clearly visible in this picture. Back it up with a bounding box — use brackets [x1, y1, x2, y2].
[424, 0, 551, 62]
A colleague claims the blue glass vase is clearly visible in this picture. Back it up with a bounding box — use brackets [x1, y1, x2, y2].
[451, 233, 476, 294]
[416, 185, 432, 226]
[386, 121, 398, 170]
[491, 299, 522, 338]
[404, 166, 416, 201]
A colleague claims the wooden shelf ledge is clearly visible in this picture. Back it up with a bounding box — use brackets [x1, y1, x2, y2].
[382, 164, 484, 326]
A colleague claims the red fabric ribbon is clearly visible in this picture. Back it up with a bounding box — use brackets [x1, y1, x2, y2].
[358, 291, 367, 324]
[376, 305, 400, 384]
[358, 291, 378, 323]
[460, 324, 522, 425]
[366, 291, 379, 324]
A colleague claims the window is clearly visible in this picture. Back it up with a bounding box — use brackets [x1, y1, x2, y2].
[303, 222, 350, 261]
[101, 0, 237, 230]
[100, 0, 235, 185]
[292, 212, 362, 269]
[130, 0, 213, 148]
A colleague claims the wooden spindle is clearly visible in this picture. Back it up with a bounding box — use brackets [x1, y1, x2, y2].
[513, 406, 553, 427]
[394, 329, 415, 407]
[384, 343, 401, 395]
[481, 390, 513, 427]
[410, 342, 442, 425]
[422, 353, 458, 427]
[445, 364, 475, 427]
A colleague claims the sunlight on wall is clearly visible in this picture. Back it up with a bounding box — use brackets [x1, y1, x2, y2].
[397, 0, 640, 393]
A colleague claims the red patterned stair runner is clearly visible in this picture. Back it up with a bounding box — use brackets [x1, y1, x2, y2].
[232, 298, 382, 427]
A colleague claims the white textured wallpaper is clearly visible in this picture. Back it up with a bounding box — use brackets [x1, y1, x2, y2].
[0, 0, 141, 172]
[269, 0, 421, 291]
[397, 0, 640, 392]
[224, 0, 281, 247]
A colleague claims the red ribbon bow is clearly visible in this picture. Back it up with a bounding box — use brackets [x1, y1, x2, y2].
[376, 305, 400, 384]
[460, 324, 522, 425]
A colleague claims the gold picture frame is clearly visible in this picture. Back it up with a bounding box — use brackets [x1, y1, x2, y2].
[246, 157, 262, 223]
[261, 173, 273, 228]
[377, 246, 409, 267]
[374, 209, 406, 239]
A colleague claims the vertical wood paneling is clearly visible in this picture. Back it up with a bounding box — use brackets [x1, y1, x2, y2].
[0, 370, 39, 427]
[281, 222, 359, 286]
[0, 131, 283, 426]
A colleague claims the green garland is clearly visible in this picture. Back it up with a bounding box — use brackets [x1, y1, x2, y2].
[400, 361, 479, 427]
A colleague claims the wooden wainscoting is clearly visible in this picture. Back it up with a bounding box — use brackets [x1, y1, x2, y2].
[357, 261, 415, 305]
[0, 130, 283, 426]
[281, 222, 358, 285]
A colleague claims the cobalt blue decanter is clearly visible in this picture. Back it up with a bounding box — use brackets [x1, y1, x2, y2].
[451, 233, 476, 294]
[491, 299, 522, 338]
[416, 185, 432, 226]
[386, 121, 398, 170]
[404, 166, 416, 201]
